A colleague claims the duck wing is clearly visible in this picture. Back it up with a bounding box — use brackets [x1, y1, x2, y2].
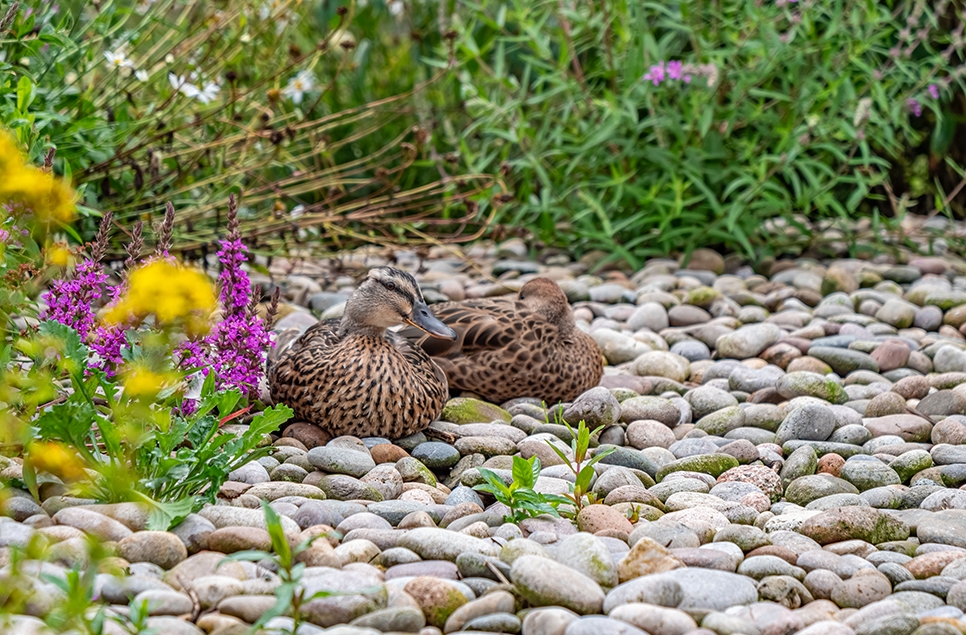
[400, 298, 525, 359]
[267, 318, 342, 369]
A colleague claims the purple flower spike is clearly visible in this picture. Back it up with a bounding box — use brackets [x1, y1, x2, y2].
[928, 84, 940, 99]
[42, 259, 108, 340]
[907, 98, 922, 117]
[207, 194, 273, 398]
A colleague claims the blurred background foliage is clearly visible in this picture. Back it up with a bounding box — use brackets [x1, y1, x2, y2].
[2, 0, 966, 265]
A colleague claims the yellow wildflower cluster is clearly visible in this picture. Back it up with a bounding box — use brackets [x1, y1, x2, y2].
[0, 131, 77, 223]
[103, 259, 217, 333]
[46, 242, 72, 267]
[25, 440, 89, 483]
[122, 363, 178, 397]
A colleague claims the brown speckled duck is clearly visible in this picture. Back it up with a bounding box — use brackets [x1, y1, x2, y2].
[403, 277, 603, 404]
[268, 267, 456, 439]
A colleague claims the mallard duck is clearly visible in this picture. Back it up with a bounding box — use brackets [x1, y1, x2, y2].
[403, 277, 604, 404]
[268, 267, 456, 439]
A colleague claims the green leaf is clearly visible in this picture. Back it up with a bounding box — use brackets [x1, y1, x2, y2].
[575, 464, 595, 495]
[512, 455, 536, 490]
[247, 404, 293, 438]
[544, 439, 574, 469]
[145, 497, 195, 531]
[261, 499, 292, 566]
[17, 75, 34, 112]
[475, 468, 512, 500]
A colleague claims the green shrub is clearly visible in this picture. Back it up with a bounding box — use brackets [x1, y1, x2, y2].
[452, 0, 966, 263]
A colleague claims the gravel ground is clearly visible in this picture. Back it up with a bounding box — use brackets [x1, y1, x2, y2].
[8, 240, 966, 635]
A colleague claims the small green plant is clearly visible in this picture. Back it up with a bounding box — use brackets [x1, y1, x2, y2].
[545, 419, 616, 515]
[474, 455, 569, 524]
[224, 501, 355, 635]
[0, 533, 157, 634]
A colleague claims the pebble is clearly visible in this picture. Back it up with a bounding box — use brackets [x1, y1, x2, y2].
[511, 555, 605, 615]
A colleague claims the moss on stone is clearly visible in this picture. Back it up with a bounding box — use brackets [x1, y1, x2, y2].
[441, 398, 512, 424]
[656, 454, 739, 482]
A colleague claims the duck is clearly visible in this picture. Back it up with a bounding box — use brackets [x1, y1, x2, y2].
[402, 277, 604, 404]
[268, 267, 456, 439]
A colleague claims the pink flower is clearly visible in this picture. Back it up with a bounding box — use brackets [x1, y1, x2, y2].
[666, 61, 683, 81]
[643, 62, 666, 85]
[907, 98, 922, 117]
[928, 84, 940, 99]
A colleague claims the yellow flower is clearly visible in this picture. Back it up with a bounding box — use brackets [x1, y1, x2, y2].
[0, 130, 77, 223]
[104, 259, 217, 331]
[25, 441, 89, 483]
[47, 242, 72, 267]
[122, 363, 175, 397]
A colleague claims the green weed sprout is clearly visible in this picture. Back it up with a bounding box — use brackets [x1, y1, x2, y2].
[474, 455, 570, 524]
[545, 419, 615, 515]
[223, 501, 375, 635]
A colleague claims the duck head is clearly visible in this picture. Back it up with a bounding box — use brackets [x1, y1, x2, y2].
[343, 266, 456, 339]
[517, 277, 575, 331]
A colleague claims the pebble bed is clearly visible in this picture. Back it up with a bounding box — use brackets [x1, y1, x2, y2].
[10, 241, 966, 635]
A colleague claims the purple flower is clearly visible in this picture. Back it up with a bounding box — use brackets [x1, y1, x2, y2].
[206, 195, 273, 398]
[643, 62, 665, 85]
[928, 84, 940, 99]
[90, 325, 128, 377]
[907, 98, 922, 117]
[42, 258, 108, 340]
[666, 61, 683, 81]
[0, 229, 9, 242]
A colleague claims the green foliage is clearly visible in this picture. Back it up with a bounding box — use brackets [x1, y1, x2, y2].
[223, 501, 365, 635]
[474, 454, 569, 523]
[453, 0, 966, 263]
[545, 419, 615, 514]
[5, 0, 965, 260]
[0, 0, 491, 251]
[14, 320, 291, 530]
[0, 533, 157, 633]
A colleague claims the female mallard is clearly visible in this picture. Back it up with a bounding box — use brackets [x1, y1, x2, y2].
[268, 267, 456, 439]
[403, 277, 603, 404]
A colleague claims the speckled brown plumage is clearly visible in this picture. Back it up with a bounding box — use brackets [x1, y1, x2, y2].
[404, 278, 604, 404]
[268, 267, 453, 439]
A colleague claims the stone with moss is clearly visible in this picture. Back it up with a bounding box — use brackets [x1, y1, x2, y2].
[775, 372, 848, 404]
[656, 454, 739, 481]
[684, 287, 721, 308]
[925, 291, 966, 311]
[403, 576, 469, 628]
[798, 506, 909, 545]
[395, 457, 438, 487]
[555, 532, 619, 587]
[441, 398, 512, 424]
[695, 406, 745, 436]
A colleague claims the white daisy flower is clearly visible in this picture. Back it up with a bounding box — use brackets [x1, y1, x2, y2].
[196, 82, 221, 104]
[388, 0, 403, 16]
[104, 49, 133, 69]
[168, 73, 220, 103]
[282, 70, 316, 105]
[135, 69, 149, 82]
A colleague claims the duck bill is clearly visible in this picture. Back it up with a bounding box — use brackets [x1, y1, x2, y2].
[406, 302, 456, 340]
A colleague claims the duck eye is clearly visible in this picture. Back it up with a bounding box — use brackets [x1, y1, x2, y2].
[384, 281, 395, 291]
